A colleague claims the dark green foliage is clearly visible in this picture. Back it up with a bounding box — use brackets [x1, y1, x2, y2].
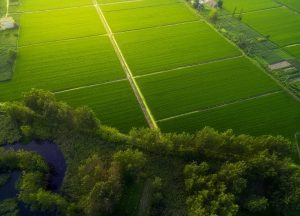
[75, 106, 100, 133]
[0, 173, 10, 187]
[209, 8, 218, 23]
[0, 89, 299, 215]
[0, 114, 21, 145]
[183, 150, 300, 215]
[217, 0, 223, 9]
[0, 199, 19, 216]
[78, 154, 122, 216]
[129, 128, 173, 154]
[112, 149, 146, 181]
[7, 49, 17, 65]
[18, 172, 68, 214]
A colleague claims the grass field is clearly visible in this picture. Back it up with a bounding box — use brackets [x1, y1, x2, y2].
[137, 57, 280, 120]
[18, 7, 105, 45]
[223, 0, 279, 12]
[56, 81, 147, 132]
[243, 7, 300, 47]
[17, 0, 92, 11]
[101, 0, 180, 11]
[277, 0, 300, 11]
[0, 36, 125, 101]
[159, 92, 300, 138]
[0, 0, 299, 137]
[285, 44, 300, 60]
[103, 3, 199, 32]
[115, 21, 241, 75]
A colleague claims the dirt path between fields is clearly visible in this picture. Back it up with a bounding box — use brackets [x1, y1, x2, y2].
[157, 90, 282, 122]
[54, 78, 127, 94]
[92, 0, 157, 128]
[6, 0, 9, 16]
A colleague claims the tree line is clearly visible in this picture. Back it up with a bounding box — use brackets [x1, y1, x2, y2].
[0, 89, 299, 215]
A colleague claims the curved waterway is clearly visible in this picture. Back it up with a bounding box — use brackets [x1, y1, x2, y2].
[0, 140, 67, 215]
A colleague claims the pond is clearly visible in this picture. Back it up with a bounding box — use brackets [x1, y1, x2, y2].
[3, 140, 67, 191]
[0, 140, 67, 215]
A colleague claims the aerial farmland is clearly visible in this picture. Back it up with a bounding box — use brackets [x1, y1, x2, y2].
[0, 0, 300, 138]
[2, 1, 300, 215]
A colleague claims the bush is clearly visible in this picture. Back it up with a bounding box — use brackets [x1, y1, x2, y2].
[112, 149, 146, 181]
[7, 49, 17, 65]
[209, 9, 218, 23]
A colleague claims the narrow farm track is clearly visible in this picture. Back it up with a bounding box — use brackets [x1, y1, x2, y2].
[92, 0, 157, 129]
[9, 0, 142, 15]
[6, 0, 9, 16]
[114, 19, 203, 34]
[285, 43, 300, 48]
[134, 55, 244, 79]
[237, 6, 283, 15]
[273, 0, 300, 14]
[10, 4, 94, 15]
[18, 34, 108, 48]
[157, 90, 283, 122]
[102, 0, 143, 6]
[54, 78, 127, 94]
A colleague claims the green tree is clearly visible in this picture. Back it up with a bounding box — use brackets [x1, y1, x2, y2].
[112, 149, 146, 181]
[75, 106, 100, 132]
[209, 8, 218, 23]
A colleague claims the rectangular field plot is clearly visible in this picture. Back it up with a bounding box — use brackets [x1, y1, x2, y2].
[104, 3, 199, 32]
[223, 0, 279, 12]
[101, 0, 180, 11]
[98, 0, 138, 4]
[285, 44, 300, 60]
[137, 57, 280, 120]
[159, 92, 300, 139]
[243, 7, 300, 47]
[19, 7, 105, 45]
[17, 0, 92, 12]
[56, 81, 147, 132]
[0, 36, 125, 101]
[116, 21, 241, 75]
[277, 0, 300, 11]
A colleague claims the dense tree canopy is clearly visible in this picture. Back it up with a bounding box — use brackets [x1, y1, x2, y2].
[0, 89, 299, 215]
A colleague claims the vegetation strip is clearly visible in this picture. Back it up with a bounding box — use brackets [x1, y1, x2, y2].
[114, 19, 203, 34]
[17, 33, 108, 48]
[5, 0, 8, 16]
[157, 90, 282, 122]
[10, 4, 94, 15]
[92, 0, 157, 128]
[134, 55, 244, 79]
[100, 0, 143, 6]
[54, 78, 127, 94]
[233, 6, 284, 15]
[9, 0, 142, 15]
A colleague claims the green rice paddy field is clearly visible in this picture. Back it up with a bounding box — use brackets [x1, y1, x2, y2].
[1, 0, 300, 136]
[15, 0, 92, 12]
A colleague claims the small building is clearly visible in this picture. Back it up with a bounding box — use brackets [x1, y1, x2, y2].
[0, 16, 16, 30]
[204, 0, 217, 8]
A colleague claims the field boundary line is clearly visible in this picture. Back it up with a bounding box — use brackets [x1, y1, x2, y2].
[92, 0, 157, 128]
[6, 0, 9, 16]
[10, 4, 94, 15]
[183, 1, 300, 104]
[100, 1, 184, 13]
[285, 43, 300, 48]
[157, 90, 282, 122]
[134, 55, 244, 79]
[238, 6, 284, 15]
[18, 33, 108, 48]
[114, 19, 203, 34]
[54, 78, 127, 94]
[273, 0, 300, 14]
[100, 0, 143, 6]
